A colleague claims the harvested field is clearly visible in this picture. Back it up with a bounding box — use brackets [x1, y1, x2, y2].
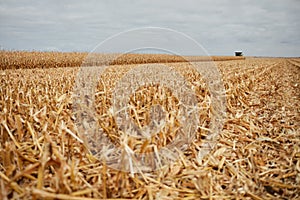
[0, 53, 299, 199]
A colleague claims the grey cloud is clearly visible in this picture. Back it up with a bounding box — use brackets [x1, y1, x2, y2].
[0, 0, 299, 56]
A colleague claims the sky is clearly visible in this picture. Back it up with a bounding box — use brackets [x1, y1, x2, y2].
[0, 0, 299, 57]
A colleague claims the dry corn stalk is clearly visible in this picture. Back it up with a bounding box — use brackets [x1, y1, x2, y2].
[0, 54, 299, 199]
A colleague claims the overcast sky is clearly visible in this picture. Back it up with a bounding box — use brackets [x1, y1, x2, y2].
[0, 0, 299, 56]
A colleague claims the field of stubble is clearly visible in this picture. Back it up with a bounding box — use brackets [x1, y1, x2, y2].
[0, 53, 299, 199]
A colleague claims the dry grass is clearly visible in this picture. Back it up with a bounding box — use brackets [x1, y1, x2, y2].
[0, 53, 299, 199]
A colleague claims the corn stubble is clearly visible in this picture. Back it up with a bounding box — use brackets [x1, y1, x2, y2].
[0, 54, 300, 199]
